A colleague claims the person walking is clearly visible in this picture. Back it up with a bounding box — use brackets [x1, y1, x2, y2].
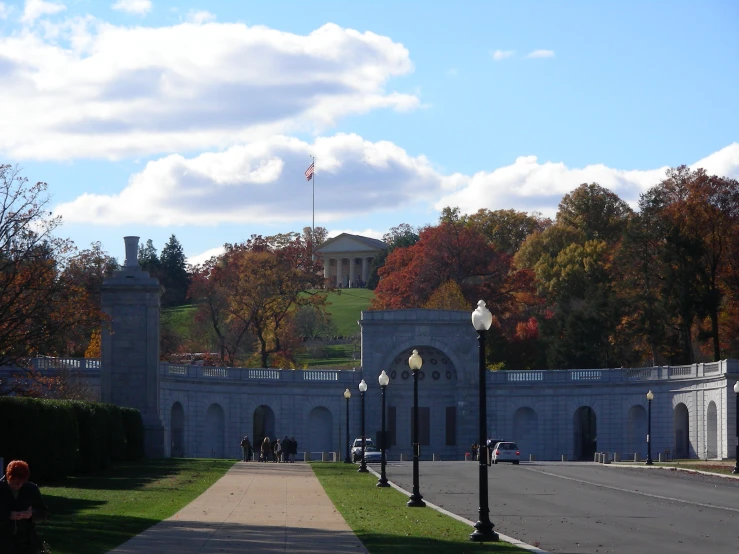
[1, 460, 49, 554]
[290, 437, 298, 463]
[274, 439, 282, 462]
[261, 437, 271, 462]
[240, 436, 251, 462]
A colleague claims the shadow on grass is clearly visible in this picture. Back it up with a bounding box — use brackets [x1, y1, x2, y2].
[47, 518, 511, 554]
[42, 458, 229, 491]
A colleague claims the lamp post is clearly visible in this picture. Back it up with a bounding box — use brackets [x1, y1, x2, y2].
[733, 382, 739, 474]
[377, 370, 390, 487]
[344, 388, 352, 463]
[646, 390, 654, 466]
[407, 349, 425, 507]
[469, 300, 498, 542]
[358, 379, 369, 472]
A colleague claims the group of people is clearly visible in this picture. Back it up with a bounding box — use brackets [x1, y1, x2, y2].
[240, 435, 298, 463]
[1, 460, 48, 554]
[470, 438, 498, 465]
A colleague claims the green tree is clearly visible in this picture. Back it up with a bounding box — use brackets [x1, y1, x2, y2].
[138, 239, 161, 276]
[557, 183, 632, 243]
[465, 208, 551, 254]
[160, 234, 191, 307]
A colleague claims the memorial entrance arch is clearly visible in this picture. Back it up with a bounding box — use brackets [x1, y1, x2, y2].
[253, 405, 276, 447]
[574, 406, 597, 460]
[206, 403, 225, 458]
[673, 403, 690, 458]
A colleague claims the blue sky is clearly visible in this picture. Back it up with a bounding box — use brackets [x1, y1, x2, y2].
[1, 0, 737, 265]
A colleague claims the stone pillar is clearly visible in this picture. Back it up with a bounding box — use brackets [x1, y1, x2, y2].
[361, 257, 369, 284]
[101, 236, 166, 458]
[336, 257, 343, 288]
[348, 256, 356, 287]
[323, 257, 331, 281]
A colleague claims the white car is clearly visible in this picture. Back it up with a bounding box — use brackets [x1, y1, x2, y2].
[351, 437, 375, 462]
[491, 441, 520, 464]
[361, 445, 383, 463]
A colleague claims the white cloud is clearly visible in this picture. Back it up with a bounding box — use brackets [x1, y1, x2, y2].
[0, 3, 11, 19]
[185, 9, 215, 24]
[691, 143, 739, 179]
[21, 0, 65, 23]
[491, 49, 515, 61]
[54, 135, 739, 229]
[187, 245, 226, 267]
[53, 133, 444, 226]
[0, 19, 417, 160]
[328, 228, 384, 240]
[111, 0, 151, 16]
[526, 49, 555, 59]
[436, 142, 739, 218]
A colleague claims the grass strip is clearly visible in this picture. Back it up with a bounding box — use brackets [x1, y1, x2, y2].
[647, 460, 738, 476]
[36, 458, 234, 554]
[310, 462, 526, 554]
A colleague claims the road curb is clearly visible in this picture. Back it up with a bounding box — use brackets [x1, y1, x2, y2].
[366, 465, 550, 554]
[609, 462, 739, 480]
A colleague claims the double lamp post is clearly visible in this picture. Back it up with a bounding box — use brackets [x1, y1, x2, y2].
[352, 299, 499, 543]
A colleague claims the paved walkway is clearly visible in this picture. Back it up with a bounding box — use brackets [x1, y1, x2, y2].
[108, 462, 368, 554]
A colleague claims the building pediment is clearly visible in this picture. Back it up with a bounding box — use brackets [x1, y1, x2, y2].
[316, 233, 387, 255]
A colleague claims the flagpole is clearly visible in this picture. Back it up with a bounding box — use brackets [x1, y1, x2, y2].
[312, 155, 315, 246]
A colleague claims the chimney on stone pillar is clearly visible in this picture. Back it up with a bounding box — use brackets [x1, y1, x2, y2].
[123, 236, 140, 269]
[101, 235, 165, 458]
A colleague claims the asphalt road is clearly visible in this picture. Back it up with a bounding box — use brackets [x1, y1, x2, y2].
[383, 461, 739, 554]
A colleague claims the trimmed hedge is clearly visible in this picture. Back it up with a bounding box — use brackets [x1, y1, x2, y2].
[0, 397, 145, 482]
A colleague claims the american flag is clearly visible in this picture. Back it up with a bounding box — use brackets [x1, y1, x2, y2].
[305, 162, 314, 181]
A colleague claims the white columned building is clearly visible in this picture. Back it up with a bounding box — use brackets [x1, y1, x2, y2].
[315, 233, 387, 288]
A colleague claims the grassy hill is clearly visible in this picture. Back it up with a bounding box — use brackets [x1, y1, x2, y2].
[322, 288, 374, 337]
[161, 288, 375, 367]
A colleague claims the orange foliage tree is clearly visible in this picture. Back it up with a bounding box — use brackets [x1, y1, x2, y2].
[0, 165, 109, 368]
[189, 233, 328, 368]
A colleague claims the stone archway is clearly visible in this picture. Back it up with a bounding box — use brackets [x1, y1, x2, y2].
[627, 405, 647, 458]
[574, 406, 597, 460]
[171, 402, 185, 457]
[253, 405, 276, 449]
[205, 403, 225, 458]
[706, 401, 718, 459]
[307, 407, 333, 453]
[512, 407, 538, 459]
[673, 403, 690, 459]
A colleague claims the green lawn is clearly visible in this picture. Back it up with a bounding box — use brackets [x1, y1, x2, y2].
[38, 458, 234, 554]
[311, 463, 526, 554]
[161, 304, 197, 338]
[322, 288, 375, 336]
[161, 289, 374, 366]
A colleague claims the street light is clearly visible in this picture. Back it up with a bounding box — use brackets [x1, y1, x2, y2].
[407, 349, 425, 507]
[646, 390, 654, 466]
[469, 300, 498, 542]
[358, 379, 369, 473]
[344, 388, 352, 463]
[733, 382, 739, 474]
[377, 370, 390, 487]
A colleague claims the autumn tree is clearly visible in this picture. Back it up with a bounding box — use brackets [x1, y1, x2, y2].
[366, 223, 419, 289]
[464, 208, 551, 254]
[515, 184, 632, 368]
[188, 254, 254, 366]
[222, 234, 327, 367]
[58, 242, 118, 357]
[302, 226, 328, 250]
[0, 165, 107, 371]
[626, 167, 739, 363]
